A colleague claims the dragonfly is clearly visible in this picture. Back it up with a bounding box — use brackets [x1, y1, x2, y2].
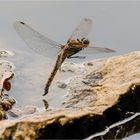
[13, 18, 115, 96]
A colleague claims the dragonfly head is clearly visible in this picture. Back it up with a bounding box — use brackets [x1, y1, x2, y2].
[81, 38, 90, 45]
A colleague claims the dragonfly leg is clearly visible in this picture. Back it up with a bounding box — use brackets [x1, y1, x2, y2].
[68, 56, 86, 59]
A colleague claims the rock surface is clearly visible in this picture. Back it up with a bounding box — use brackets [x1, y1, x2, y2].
[0, 51, 14, 94]
[0, 51, 140, 139]
[0, 50, 16, 120]
[8, 105, 37, 118]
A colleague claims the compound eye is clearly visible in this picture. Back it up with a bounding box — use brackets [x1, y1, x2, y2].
[83, 39, 89, 44]
[81, 37, 85, 41]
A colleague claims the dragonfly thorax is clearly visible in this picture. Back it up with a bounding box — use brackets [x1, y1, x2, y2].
[67, 38, 90, 47]
[63, 38, 90, 59]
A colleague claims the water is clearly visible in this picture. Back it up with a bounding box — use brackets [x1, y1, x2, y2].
[124, 133, 140, 140]
[0, 1, 140, 139]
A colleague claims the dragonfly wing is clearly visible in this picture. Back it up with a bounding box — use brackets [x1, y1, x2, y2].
[68, 18, 93, 41]
[78, 45, 115, 55]
[13, 21, 63, 58]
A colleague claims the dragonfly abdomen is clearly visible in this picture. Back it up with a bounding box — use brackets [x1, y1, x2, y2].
[43, 54, 66, 96]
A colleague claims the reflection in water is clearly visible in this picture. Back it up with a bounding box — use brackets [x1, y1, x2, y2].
[42, 99, 49, 110]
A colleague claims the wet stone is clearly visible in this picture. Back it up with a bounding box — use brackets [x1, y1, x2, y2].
[8, 105, 37, 118]
[61, 62, 84, 73]
[0, 50, 15, 120]
[82, 72, 103, 86]
[57, 81, 67, 89]
[0, 61, 14, 94]
[0, 50, 14, 58]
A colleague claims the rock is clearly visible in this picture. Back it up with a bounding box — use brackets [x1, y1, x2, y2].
[57, 81, 67, 89]
[90, 112, 140, 139]
[1, 95, 16, 111]
[0, 50, 16, 119]
[0, 50, 15, 93]
[62, 51, 140, 111]
[0, 50, 14, 58]
[0, 51, 140, 139]
[0, 60, 14, 94]
[61, 62, 85, 73]
[8, 105, 37, 118]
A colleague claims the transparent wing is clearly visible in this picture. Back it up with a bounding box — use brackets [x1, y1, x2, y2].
[78, 45, 115, 55]
[68, 18, 93, 41]
[13, 21, 63, 58]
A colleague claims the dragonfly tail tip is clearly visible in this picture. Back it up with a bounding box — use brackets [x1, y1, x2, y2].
[43, 89, 48, 96]
[43, 93, 47, 96]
